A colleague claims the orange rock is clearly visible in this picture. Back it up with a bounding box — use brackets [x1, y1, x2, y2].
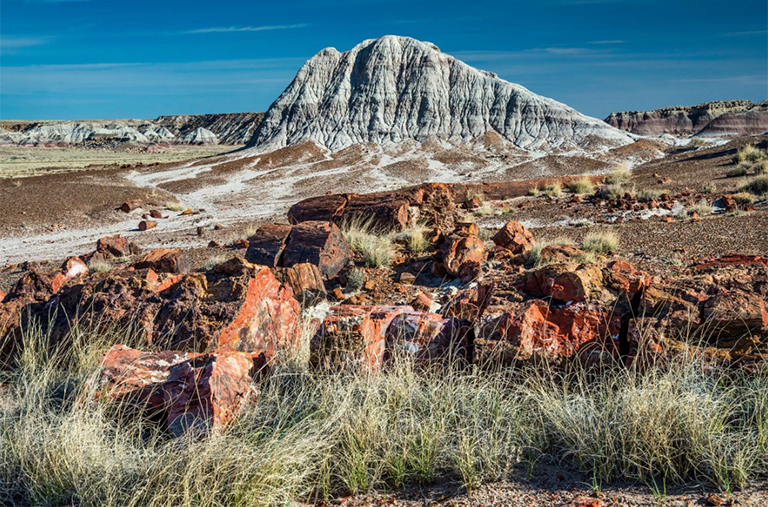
[492, 220, 535, 254]
[133, 248, 189, 274]
[410, 290, 434, 311]
[440, 234, 487, 281]
[95, 344, 263, 437]
[522, 263, 603, 302]
[311, 305, 412, 370]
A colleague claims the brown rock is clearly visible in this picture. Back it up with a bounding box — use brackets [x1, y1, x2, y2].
[410, 290, 434, 311]
[440, 234, 487, 281]
[96, 235, 139, 258]
[245, 223, 292, 267]
[120, 199, 142, 213]
[492, 220, 535, 254]
[133, 248, 189, 274]
[702, 291, 768, 339]
[280, 263, 326, 307]
[138, 220, 157, 231]
[399, 272, 416, 284]
[443, 283, 494, 322]
[149, 209, 163, 219]
[281, 221, 352, 279]
[95, 344, 263, 437]
[197, 226, 206, 237]
[522, 263, 604, 302]
[539, 244, 584, 265]
[384, 311, 474, 364]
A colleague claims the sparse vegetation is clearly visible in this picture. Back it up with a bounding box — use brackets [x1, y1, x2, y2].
[401, 223, 430, 254]
[756, 160, 768, 175]
[242, 222, 261, 239]
[732, 192, 754, 206]
[527, 186, 540, 197]
[598, 183, 626, 200]
[473, 202, 495, 216]
[165, 202, 186, 212]
[3, 321, 768, 505]
[604, 164, 631, 185]
[582, 230, 619, 255]
[342, 217, 395, 268]
[543, 182, 563, 199]
[86, 259, 113, 274]
[636, 188, 666, 201]
[567, 177, 594, 195]
[346, 268, 365, 292]
[687, 199, 714, 216]
[736, 144, 767, 164]
[726, 166, 750, 178]
[685, 137, 706, 149]
[742, 176, 768, 196]
[202, 255, 227, 271]
[703, 183, 716, 194]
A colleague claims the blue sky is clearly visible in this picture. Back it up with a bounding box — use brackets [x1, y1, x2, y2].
[1, 0, 766, 120]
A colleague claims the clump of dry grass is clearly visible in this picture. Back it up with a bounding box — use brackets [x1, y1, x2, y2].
[341, 217, 395, 268]
[605, 164, 631, 185]
[525, 236, 575, 267]
[567, 177, 594, 195]
[742, 176, 768, 196]
[582, 230, 619, 255]
[543, 182, 563, 199]
[736, 144, 767, 164]
[400, 223, 430, 254]
[688, 199, 714, 216]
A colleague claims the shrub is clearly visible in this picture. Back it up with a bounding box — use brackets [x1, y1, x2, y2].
[736, 144, 767, 164]
[732, 192, 754, 206]
[165, 202, 186, 212]
[527, 186, 540, 197]
[687, 199, 713, 216]
[755, 160, 768, 175]
[567, 177, 594, 195]
[87, 259, 113, 274]
[402, 224, 430, 254]
[685, 137, 706, 149]
[742, 176, 768, 196]
[202, 255, 227, 271]
[582, 230, 619, 255]
[636, 188, 665, 201]
[598, 183, 625, 200]
[473, 202, 495, 216]
[342, 217, 395, 268]
[726, 166, 749, 178]
[605, 164, 631, 185]
[544, 182, 563, 199]
[703, 184, 716, 194]
[346, 268, 365, 292]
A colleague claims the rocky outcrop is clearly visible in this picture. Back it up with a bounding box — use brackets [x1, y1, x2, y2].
[604, 100, 768, 137]
[248, 35, 633, 152]
[0, 112, 264, 146]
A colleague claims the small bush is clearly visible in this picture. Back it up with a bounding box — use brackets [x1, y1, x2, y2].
[703, 184, 716, 194]
[636, 188, 665, 201]
[726, 165, 750, 178]
[473, 203, 495, 217]
[742, 176, 768, 196]
[568, 178, 594, 195]
[685, 137, 706, 149]
[605, 164, 631, 185]
[755, 160, 768, 175]
[582, 230, 619, 255]
[688, 199, 713, 216]
[346, 268, 365, 292]
[202, 255, 227, 271]
[400, 224, 430, 254]
[165, 202, 185, 212]
[342, 217, 395, 268]
[528, 186, 540, 197]
[732, 192, 754, 206]
[737, 144, 767, 164]
[544, 182, 563, 199]
[598, 183, 625, 200]
[87, 259, 113, 274]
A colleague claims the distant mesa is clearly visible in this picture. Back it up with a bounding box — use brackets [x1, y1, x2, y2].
[0, 112, 265, 147]
[605, 100, 768, 137]
[247, 35, 634, 153]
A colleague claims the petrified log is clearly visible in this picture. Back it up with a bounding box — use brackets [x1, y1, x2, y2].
[138, 220, 157, 231]
[245, 223, 292, 267]
[281, 221, 352, 279]
[133, 248, 189, 274]
[120, 199, 142, 213]
[492, 220, 535, 254]
[280, 263, 326, 307]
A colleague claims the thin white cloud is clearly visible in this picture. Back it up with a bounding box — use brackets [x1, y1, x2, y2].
[182, 24, 308, 35]
[0, 37, 50, 49]
[590, 40, 625, 44]
[723, 30, 768, 37]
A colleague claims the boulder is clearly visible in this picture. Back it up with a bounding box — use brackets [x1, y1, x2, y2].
[133, 248, 189, 274]
[245, 223, 292, 267]
[477, 300, 622, 364]
[442, 283, 494, 322]
[440, 234, 487, 282]
[95, 344, 262, 437]
[278, 262, 326, 307]
[310, 305, 412, 370]
[287, 194, 348, 224]
[492, 220, 535, 254]
[281, 221, 352, 279]
[539, 244, 584, 265]
[702, 291, 768, 339]
[30, 259, 301, 358]
[385, 311, 473, 364]
[95, 235, 140, 258]
[522, 263, 604, 302]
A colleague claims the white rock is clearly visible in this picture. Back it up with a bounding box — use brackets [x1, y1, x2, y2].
[248, 35, 633, 152]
